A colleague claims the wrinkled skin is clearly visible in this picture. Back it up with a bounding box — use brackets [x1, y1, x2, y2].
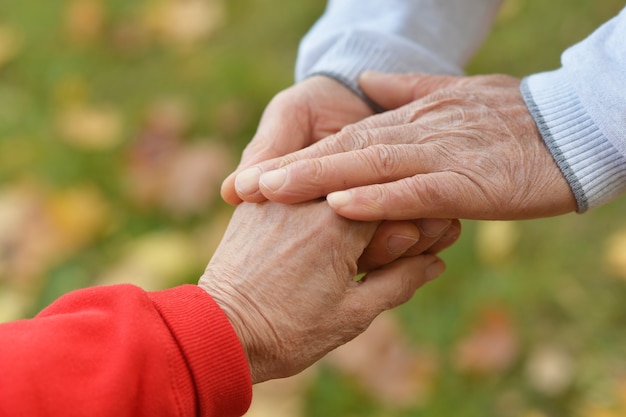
[221, 75, 374, 205]
[232, 72, 577, 221]
[220, 74, 457, 261]
[198, 201, 450, 384]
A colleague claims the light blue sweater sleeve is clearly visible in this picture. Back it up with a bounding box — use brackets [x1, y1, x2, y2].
[521, 7, 626, 212]
[296, 0, 502, 106]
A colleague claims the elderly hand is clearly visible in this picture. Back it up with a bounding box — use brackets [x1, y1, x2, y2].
[198, 201, 449, 384]
[221, 75, 374, 205]
[232, 72, 577, 221]
[220, 73, 457, 272]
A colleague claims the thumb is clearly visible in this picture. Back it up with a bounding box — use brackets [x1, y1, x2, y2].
[359, 71, 461, 110]
[220, 100, 311, 205]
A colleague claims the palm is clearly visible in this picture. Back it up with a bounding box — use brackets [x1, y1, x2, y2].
[221, 76, 373, 204]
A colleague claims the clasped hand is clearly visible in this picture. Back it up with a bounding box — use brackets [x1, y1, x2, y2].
[199, 201, 451, 384]
[229, 72, 577, 221]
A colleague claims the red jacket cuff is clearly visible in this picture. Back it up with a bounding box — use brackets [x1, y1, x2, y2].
[148, 285, 252, 417]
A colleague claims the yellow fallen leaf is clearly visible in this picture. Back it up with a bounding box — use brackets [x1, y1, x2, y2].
[57, 105, 123, 150]
[0, 26, 21, 68]
[604, 228, 626, 280]
[475, 221, 520, 266]
[0, 286, 33, 323]
[65, 0, 106, 44]
[0, 185, 59, 287]
[496, 0, 524, 23]
[46, 185, 111, 254]
[580, 406, 623, 417]
[146, 0, 225, 46]
[97, 230, 200, 290]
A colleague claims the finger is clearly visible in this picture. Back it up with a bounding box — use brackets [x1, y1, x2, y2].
[359, 71, 462, 110]
[358, 219, 460, 272]
[347, 255, 445, 321]
[327, 172, 481, 221]
[221, 93, 312, 205]
[386, 218, 459, 258]
[222, 130, 309, 205]
[358, 221, 421, 272]
[234, 108, 437, 202]
[404, 219, 453, 255]
[232, 132, 360, 202]
[424, 219, 462, 255]
[256, 140, 440, 204]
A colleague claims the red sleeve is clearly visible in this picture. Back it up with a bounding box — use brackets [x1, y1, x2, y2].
[0, 284, 252, 417]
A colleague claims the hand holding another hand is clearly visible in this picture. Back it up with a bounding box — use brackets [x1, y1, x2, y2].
[232, 72, 577, 221]
[220, 74, 459, 263]
[220, 75, 374, 205]
[198, 201, 453, 384]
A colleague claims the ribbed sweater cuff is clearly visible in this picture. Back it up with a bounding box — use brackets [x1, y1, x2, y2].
[149, 285, 252, 417]
[521, 69, 626, 212]
[299, 30, 461, 110]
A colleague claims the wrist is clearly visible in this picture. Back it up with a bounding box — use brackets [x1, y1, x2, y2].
[198, 269, 273, 384]
[307, 71, 385, 113]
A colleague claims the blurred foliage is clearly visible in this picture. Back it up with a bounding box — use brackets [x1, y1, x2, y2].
[1, 1, 626, 417]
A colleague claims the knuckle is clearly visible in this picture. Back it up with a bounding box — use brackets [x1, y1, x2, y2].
[304, 157, 330, 184]
[366, 144, 401, 181]
[402, 176, 434, 207]
[276, 154, 298, 168]
[340, 128, 376, 151]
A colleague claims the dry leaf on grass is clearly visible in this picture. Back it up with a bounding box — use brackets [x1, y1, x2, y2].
[0, 186, 66, 287]
[454, 305, 519, 375]
[46, 185, 111, 254]
[96, 230, 199, 291]
[125, 102, 233, 217]
[0, 286, 33, 324]
[604, 228, 626, 280]
[125, 140, 232, 217]
[525, 344, 574, 396]
[160, 142, 232, 217]
[64, 0, 106, 44]
[0, 184, 110, 288]
[145, 0, 225, 46]
[475, 221, 520, 266]
[0, 26, 21, 69]
[56, 105, 124, 150]
[325, 311, 438, 409]
[245, 367, 317, 417]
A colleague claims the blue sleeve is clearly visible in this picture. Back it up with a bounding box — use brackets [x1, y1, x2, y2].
[522, 7, 626, 212]
[296, 0, 502, 104]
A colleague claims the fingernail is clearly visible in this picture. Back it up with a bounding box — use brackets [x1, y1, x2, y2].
[418, 218, 451, 237]
[260, 169, 287, 193]
[327, 191, 351, 209]
[425, 260, 445, 281]
[235, 167, 262, 196]
[387, 235, 419, 255]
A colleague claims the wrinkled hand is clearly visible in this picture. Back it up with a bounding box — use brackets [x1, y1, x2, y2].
[233, 72, 577, 221]
[220, 73, 457, 270]
[221, 75, 374, 205]
[198, 201, 448, 384]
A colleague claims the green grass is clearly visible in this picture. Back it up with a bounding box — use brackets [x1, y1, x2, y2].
[1, 1, 626, 416]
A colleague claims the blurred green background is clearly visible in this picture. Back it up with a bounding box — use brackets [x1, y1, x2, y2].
[1, 1, 626, 416]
